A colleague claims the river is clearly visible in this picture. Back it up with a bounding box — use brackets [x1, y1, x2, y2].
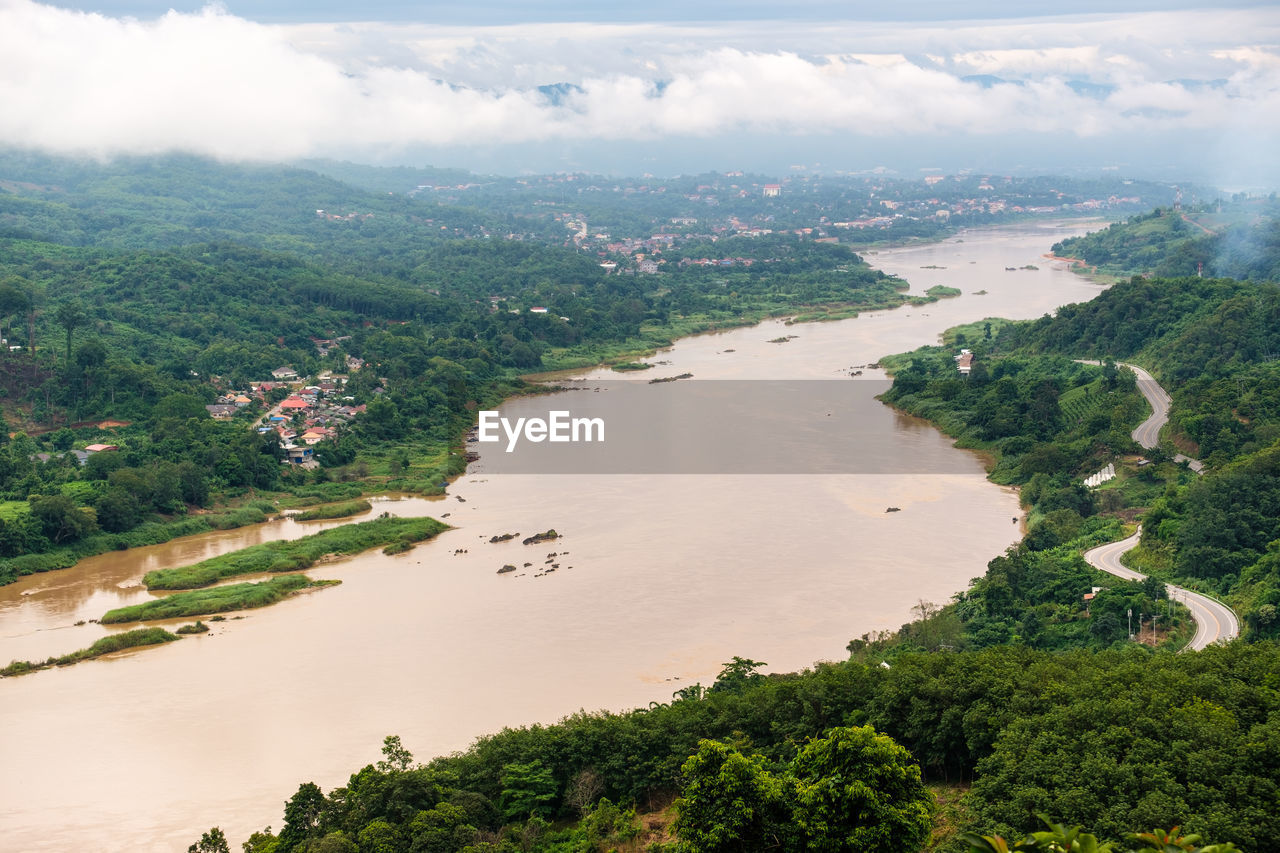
[0, 220, 1108, 851]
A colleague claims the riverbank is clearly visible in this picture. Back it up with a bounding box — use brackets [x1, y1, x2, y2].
[291, 499, 373, 521]
[0, 501, 279, 587]
[1042, 252, 1121, 286]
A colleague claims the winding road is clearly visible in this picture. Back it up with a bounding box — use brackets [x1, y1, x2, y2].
[1123, 362, 1204, 472]
[1079, 361, 1237, 649]
[1083, 528, 1240, 651]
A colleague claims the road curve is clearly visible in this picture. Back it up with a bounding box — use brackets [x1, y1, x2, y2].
[1083, 528, 1240, 650]
[1074, 360, 1233, 647]
[1121, 362, 1203, 471]
[1074, 359, 1200, 470]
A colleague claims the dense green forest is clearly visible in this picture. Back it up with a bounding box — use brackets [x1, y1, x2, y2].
[195, 644, 1271, 852]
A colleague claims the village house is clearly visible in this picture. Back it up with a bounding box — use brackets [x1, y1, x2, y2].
[285, 445, 315, 465]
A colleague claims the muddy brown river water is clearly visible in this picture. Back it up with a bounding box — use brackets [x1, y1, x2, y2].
[0, 221, 1109, 851]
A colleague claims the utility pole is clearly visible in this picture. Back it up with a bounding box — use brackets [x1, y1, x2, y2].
[1128, 608, 1134, 641]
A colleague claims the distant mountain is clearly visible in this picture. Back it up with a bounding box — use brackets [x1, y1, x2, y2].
[0, 148, 505, 275]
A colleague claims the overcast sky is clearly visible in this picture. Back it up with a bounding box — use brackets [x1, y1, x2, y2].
[2, 0, 1278, 185]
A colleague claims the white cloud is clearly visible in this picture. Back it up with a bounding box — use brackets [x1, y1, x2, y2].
[950, 47, 1104, 76]
[0, 0, 1277, 165]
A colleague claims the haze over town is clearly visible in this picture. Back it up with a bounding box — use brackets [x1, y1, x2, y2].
[2, 0, 1277, 187]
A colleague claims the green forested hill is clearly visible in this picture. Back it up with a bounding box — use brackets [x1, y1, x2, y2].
[1052, 201, 1280, 280]
[0, 149, 519, 278]
[1001, 276, 1280, 453]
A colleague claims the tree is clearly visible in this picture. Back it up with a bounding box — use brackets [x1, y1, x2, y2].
[672, 740, 794, 852]
[360, 397, 405, 440]
[278, 782, 326, 852]
[95, 485, 144, 533]
[407, 803, 478, 852]
[55, 299, 86, 368]
[187, 827, 230, 853]
[241, 828, 279, 853]
[152, 393, 210, 422]
[789, 726, 933, 853]
[708, 656, 767, 694]
[297, 833, 357, 853]
[355, 820, 401, 853]
[376, 734, 414, 773]
[498, 760, 557, 822]
[29, 493, 98, 544]
[75, 338, 107, 370]
[564, 767, 605, 816]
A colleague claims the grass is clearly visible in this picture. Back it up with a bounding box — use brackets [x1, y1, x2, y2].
[372, 441, 469, 496]
[278, 482, 365, 507]
[785, 306, 865, 324]
[926, 783, 972, 851]
[206, 506, 269, 529]
[141, 515, 449, 590]
[940, 317, 1013, 348]
[293, 499, 372, 521]
[2, 627, 180, 676]
[100, 574, 328, 624]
